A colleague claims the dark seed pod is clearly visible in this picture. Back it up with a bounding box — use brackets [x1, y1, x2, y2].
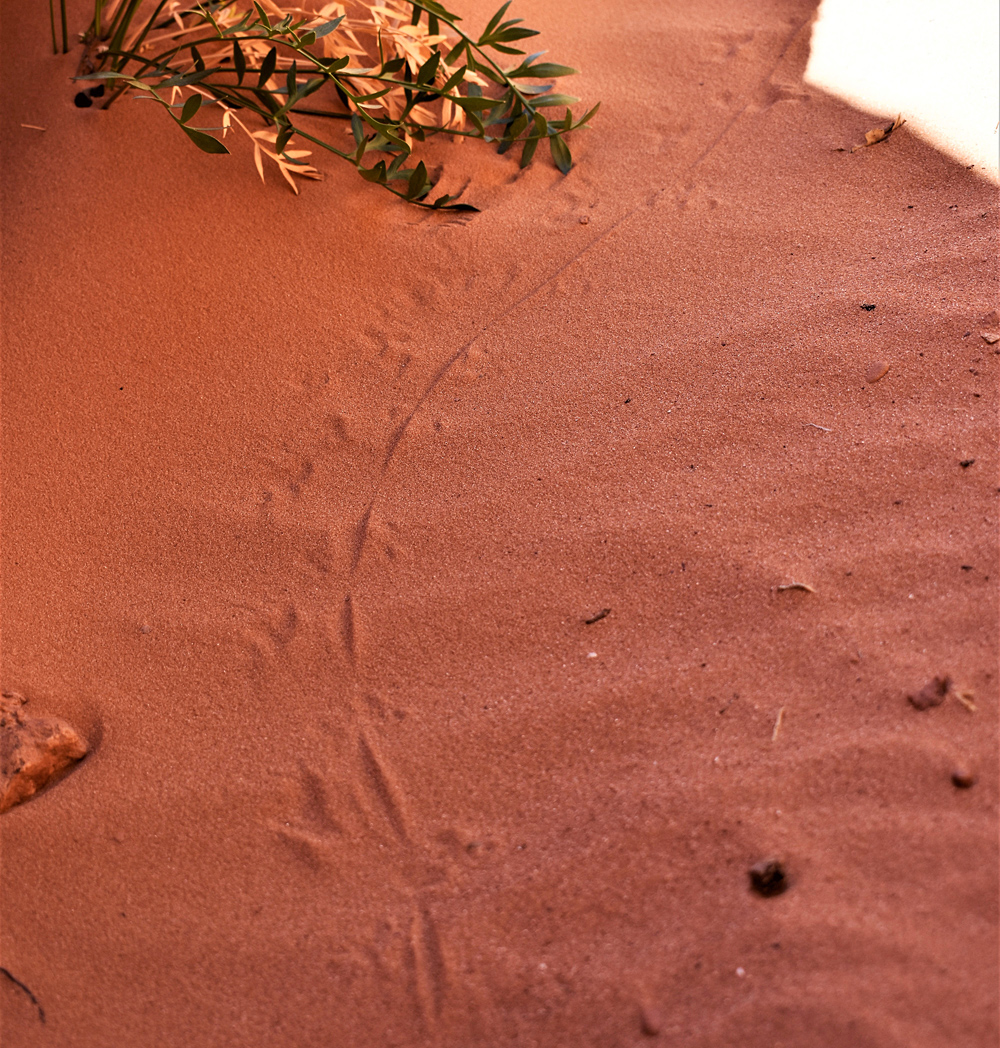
[749, 858, 788, 897]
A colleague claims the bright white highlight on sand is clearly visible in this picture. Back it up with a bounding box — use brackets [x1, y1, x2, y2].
[804, 0, 999, 181]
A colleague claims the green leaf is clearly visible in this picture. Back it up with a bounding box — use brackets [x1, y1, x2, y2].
[506, 112, 529, 140]
[440, 64, 467, 94]
[532, 93, 578, 107]
[357, 160, 387, 183]
[257, 46, 276, 88]
[252, 1, 270, 28]
[406, 160, 428, 199]
[311, 15, 343, 37]
[418, 0, 461, 21]
[574, 100, 600, 127]
[519, 134, 538, 167]
[298, 77, 325, 102]
[179, 124, 229, 153]
[381, 57, 405, 74]
[479, 1, 512, 44]
[275, 123, 293, 153]
[444, 39, 467, 65]
[232, 41, 246, 85]
[350, 113, 365, 145]
[416, 50, 440, 85]
[299, 30, 316, 45]
[549, 133, 572, 173]
[492, 26, 537, 42]
[286, 60, 297, 101]
[523, 62, 575, 78]
[179, 93, 202, 124]
[455, 95, 501, 111]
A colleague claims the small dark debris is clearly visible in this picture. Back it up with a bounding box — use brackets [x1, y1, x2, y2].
[951, 767, 977, 789]
[908, 676, 950, 711]
[749, 859, 788, 897]
[960, 459, 975, 468]
[861, 303, 876, 311]
[74, 92, 94, 108]
[584, 608, 611, 626]
[88, 84, 105, 98]
[961, 565, 974, 572]
[624, 398, 631, 404]
[639, 1003, 663, 1037]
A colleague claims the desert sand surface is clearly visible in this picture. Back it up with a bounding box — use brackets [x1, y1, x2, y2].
[1, 0, 997, 1045]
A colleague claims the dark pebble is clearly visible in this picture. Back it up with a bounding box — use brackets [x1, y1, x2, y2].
[908, 676, 950, 710]
[951, 767, 977, 789]
[749, 859, 788, 897]
[88, 84, 105, 98]
[74, 92, 93, 108]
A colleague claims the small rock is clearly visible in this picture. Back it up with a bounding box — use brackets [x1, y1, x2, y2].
[981, 332, 999, 345]
[0, 692, 88, 813]
[578, 215, 590, 225]
[951, 767, 977, 789]
[865, 361, 890, 383]
[749, 858, 788, 897]
[73, 91, 93, 108]
[908, 676, 950, 710]
[860, 302, 876, 311]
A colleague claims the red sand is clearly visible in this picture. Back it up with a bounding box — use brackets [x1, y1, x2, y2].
[2, 0, 997, 1045]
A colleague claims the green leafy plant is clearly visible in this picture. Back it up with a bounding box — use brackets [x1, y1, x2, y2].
[74, 0, 599, 207]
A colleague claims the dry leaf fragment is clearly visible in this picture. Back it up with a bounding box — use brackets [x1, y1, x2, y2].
[954, 690, 977, 713]
[777, 581, 815, 593]
[771, 706, 786, 742]
[851, 114, 906, 152]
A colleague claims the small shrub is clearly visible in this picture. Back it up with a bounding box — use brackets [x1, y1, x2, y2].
[73, 0, 599, 207]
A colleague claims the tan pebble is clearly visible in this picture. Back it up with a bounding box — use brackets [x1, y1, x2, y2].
[1, 692, 88, 813]
[865, 361, 890, 383]
[578, 215, 590, 225]
[951, 767, 977, 788]
[981, 332, 999, 344]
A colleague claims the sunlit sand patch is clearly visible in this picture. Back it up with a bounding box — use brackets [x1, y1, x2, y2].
[804, 0, 999, 181]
